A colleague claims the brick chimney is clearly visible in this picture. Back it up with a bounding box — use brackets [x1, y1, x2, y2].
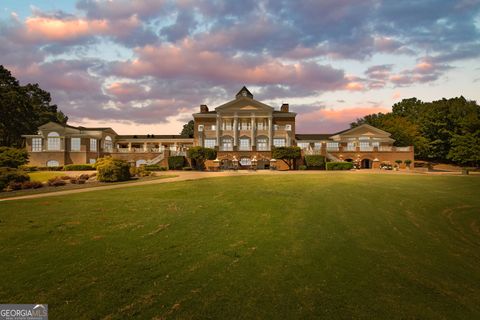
[200, 104, 209, 113]
[281, 103, 289, 112]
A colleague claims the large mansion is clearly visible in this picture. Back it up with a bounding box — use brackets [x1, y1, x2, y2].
[24, 87, 414, 170]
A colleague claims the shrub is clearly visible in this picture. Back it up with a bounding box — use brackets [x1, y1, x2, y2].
[79, 174, 90, 180]
[0, 167, 30, 191]
[395, 160, 403, 166]
[405, 159, 412, 167]
[63, 164, 95, 171]
[60, 175, 72, 180]
[96, 157, 131, 182]
[144, 165, 167, 171]
[7, 181, 23, 190]
[304, 155, 325, 169]
[47, 178, 67, 187]
[37, 166, 64, 171]
[326, 162, 354, 170]
[89, 172, 97, 178]
[77, 179, 86, 184]
[168, 156, 186, 170]
[182, 166, 193, 171]
[21, 181, 43, 189]
[131, 166, 152, 177]
[19, 165, 38, 172]
[298, 165, 307, 170]
[70, 178, 78, 184]
[0, 147, 29, 168]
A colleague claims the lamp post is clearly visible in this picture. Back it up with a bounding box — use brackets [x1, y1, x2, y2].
[213, 157, 220, 171]
[232, 156, 238, 171]
[270, 158, 277, 170]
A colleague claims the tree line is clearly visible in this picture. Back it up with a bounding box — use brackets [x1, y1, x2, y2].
[0, 65, 67, 147]
[351, 97, 480, 166]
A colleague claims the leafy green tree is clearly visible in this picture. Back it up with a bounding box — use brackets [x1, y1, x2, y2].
[95, 157, 131, 182]
[187, 146, 216, 170]
[180, 120, 194, 138]
[0, 65, 67, 147]
[352, 96, 480, 165]
[0, 147, 29, 168]
[272, 146, 301, 170]
[447, 131, 480, 166]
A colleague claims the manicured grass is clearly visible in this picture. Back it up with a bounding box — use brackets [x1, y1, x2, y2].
[0, 173, 479, 319]
[28, 171, 69, 182]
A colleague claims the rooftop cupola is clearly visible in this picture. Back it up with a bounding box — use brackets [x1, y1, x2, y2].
[235, 86, 253, 99]
[281, 103, 289, 112]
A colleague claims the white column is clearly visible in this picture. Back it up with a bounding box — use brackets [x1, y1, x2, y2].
[128, 142, 132, 151]
[268, 117, 273, 150]
[216, 115, 220, 146]
[251, 114, 255, 147]
[233, 113, 238, 147]
[143, 142, 147, 152]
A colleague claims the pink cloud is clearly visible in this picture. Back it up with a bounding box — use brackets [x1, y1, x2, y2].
[110, 41, 347, 91]
[296, 106, 390, 133]
[24, 16, 109, 41]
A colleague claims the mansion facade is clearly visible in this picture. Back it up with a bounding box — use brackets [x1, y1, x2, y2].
[24, 87, 414, 170]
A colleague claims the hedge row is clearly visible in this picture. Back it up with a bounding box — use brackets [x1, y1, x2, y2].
[326, 162, 354, 170]
[304, 155, 325, 168]
[168, 156, 186, 170]
[63, 164, 95, 171]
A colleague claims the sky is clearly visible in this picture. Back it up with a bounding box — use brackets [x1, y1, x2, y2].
[1, 0, 480, 134]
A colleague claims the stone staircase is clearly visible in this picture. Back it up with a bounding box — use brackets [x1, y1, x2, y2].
[146, 153, 165, 165]
[325, 152, 341, 162]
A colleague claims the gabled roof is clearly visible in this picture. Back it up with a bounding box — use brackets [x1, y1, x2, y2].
[38, 121, 118, 135]
[215, 96, 274, 112]
[235, 86, 254, 99]
[332, 124, 392, 137]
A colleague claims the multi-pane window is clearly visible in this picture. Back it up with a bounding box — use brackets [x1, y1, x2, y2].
[239, 138, 250, 150]
[326, 142, 339, 150]
[71, 138, 81, 151]
[89, 158, 96, 164]
[32, 138, 42, 152]
[257, 138, 268, 151]
[314, 142, 322, 149]
[240, 120, 250, 130]
[223, 121, 233, 130]
[204, 138, 216, 148]
[273, 138, 285, 147]
[222, 137, 233, 151]
[90, 138, 97, 151]
[104, 136, 113, 152]
[47, 132, 60, 151]
[297, 142, 310, 149]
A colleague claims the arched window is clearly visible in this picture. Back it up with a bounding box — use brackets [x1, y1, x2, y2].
[104, 136, 113, 152]
[239, 157, 251, 166]
[47, 132, 60, 151]
[239, 137, 250, 151]
[46, 160, 59, 167]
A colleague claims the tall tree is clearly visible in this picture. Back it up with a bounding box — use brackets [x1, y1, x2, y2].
[352, 96, 480, 165]
[180, 120, 194, 138]
[0, 66, 67, 147]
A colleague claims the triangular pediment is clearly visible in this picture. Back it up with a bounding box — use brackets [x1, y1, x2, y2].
[215, 97, 274, 113]
[331, 124, 392, 139]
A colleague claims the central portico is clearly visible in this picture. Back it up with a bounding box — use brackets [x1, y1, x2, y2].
[193, 87, 297, 151]
[193, 86, 297, 168]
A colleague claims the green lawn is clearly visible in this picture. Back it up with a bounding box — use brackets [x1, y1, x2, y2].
[0, 173, 479, 319]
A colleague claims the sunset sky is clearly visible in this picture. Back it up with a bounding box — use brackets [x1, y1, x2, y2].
[1, 0, 479, 134]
